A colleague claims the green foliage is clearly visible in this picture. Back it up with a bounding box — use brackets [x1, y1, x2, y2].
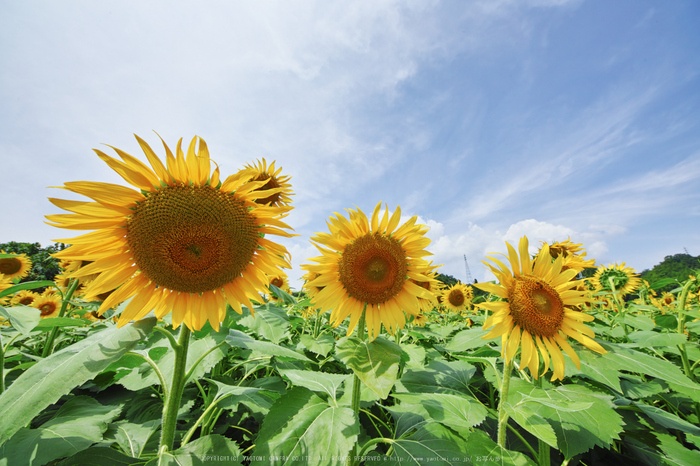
[435, 273, 458, 287]
[641, 252, 700, 293]
[0, 241, 65, 283]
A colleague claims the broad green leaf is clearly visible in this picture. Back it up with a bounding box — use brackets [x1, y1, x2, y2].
[385, 422, 469, 466]
[602, 341, 700, 402]
[206, 379, 273, 416]
[503, 401, 558, 448]
[1, 305, 41, 335]
[463, 429, 537, 466]
[514, 394, 593, 411]
[147, 434, 243, 466]
[337, 376, 381, 406]
[506, 379, 624, 458]
[119, 333, 228, 391]
[655, 315, 679, 330]
[299, 333, 335, 357]
[113, 420, 160, 458]
[0, 280, 55, 299]
[32, 317, 91, 330]
[618, 314, 655, 331]
[566, 346, 623, 392]
[335, 336, 403, 399]
[239, 303, 290, 344]
[0, 318, 155, 446]
[394, 393, 488, 434]
[395, 359, 476, 395]
[56, 446, 142, 465]
[633, 402, 700, 436]
[0, 396, 121, 466]
[278, 369, 350, 400]
[627, 331, 688, 347]
[226, 329, 310, 361]
[268, 284, 297, 305]
[401, 343, 427, 369]
[626, 431, 700, 466]
[252, 387, 359, 465]
[444, 328, 490, 352]
[620, 377, 669, 399]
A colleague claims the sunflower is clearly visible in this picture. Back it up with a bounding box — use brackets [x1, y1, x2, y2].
[267, 272, 291, 301]
[0, 274, 12, 305]
[412, 312, 428, 327]
[0, 252, 32, 281]
[46, 134, 294, 332]
[539, 239, 596, 273]
[236, 158, 293, 207]
[302, 203, 436, 340]
[10, 290, 40, 306]
[442, 283, 473, 313]
[411, 261, 443, 312]
[32, 294, 62, 319]
[475, 236, 605, 381]
[592, 262, 641, 296]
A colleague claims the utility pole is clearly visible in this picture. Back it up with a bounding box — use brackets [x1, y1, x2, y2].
[464, 254, 473, 284]
[684, 247, 690, 255]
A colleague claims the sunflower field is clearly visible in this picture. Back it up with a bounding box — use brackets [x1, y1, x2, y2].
[1, 135, 699, 466]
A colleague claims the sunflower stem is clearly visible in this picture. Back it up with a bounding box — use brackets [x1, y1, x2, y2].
[674, 278, 700, 421]
[159, 325, 192, 453]
[348, 306, 367, 466]
[607, 277, 629, 339]
[534, 376, 551, 466]
[313, 308, 322, 339]
[497, 357, 515, 448]
[41, 278, 80, 358]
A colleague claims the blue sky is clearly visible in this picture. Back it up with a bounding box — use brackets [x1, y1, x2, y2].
[1, 0, 699, 288]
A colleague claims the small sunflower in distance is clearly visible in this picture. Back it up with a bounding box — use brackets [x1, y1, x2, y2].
[592, 263, 641, 297]
[0, 252, 32, 281]
[475, 236, 605, 381]
[539, 239, 596, 272]
[32, 294, 61, 319]
[302, 203, 437, 341]
[442, 283, 472, 313]
[10, 290, 39, 306]
[46, 134, 294, 331]
[238, 158, 293, 207]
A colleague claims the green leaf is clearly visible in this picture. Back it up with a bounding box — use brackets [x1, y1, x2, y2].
[251, 387, 359, 465]
[1, 305, 41, 335]
[0, 280, 55, 299]
[620, 376, 669, 399]
[32, 317, 91, 330]
[239, 303, 290, 344]
[0, 396, 121, 466]
[148, 434, 243, 466]
[566, 345, 623, 392]
[633, 402, 700, 436]
[602, 341, 700, 402]
[395, 359, 476, 395]
[119, 333, 228, 391]
[385, 422, 469, 466]
[401, 343, 427, 369]
[503, 401, 558, 448]
[463, 429, 537, 466]
[444, 328, 490, 352]
[299, 333, 335, 357]
[268, 283, 297, 305]
[278, 369, 350, 400]
[206, 379, 274, 417]
[627, 331, 688, 347]
[335, 336, 403, 399]
[394, 393, 488, 434]
[618, 314, 655, 331]
[226, 329, 310, 361]
[655, 315, 679, 329]
[113, 420, 160, 458]
[506, 379, 624, 458]
[626, 431, 700, 466]
[0, 318, 155, 447]
[57, 446, 142, 465]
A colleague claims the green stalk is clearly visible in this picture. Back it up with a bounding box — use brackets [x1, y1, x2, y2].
[0, 333, 4, 394]
[41, 278, 81, 358]
[159, 325, 192, 453]
[674, 278, 700, 421]
[347, 306, 367, 466]
[313, 309, 322, 338]
[608, 277, 628, 339]
[497, 357, 515, 448]
[534, 376, 551, 466]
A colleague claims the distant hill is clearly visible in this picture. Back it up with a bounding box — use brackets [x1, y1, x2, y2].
[640, 253, 700, 293]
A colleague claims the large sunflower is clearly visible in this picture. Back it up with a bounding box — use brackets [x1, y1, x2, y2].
[592, 262, 641, 296]
[475, 236, 605, 381]
[0, 252, 32, 281]
[302, 203, 436, 340]
[46, 134, 294, 331]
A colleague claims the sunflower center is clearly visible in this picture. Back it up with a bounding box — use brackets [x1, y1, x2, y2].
[338, 233, 407, 304]
[509, 275, 564, 337]
[127, 185, 259, 294]
[19, 297, 35, 305]
[254, 174, 281, 205]
[448, 289, 465, 307]
[271, 277, 284, 288]
[40, 303, 57, 315]
[0, 258, 21, 275]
